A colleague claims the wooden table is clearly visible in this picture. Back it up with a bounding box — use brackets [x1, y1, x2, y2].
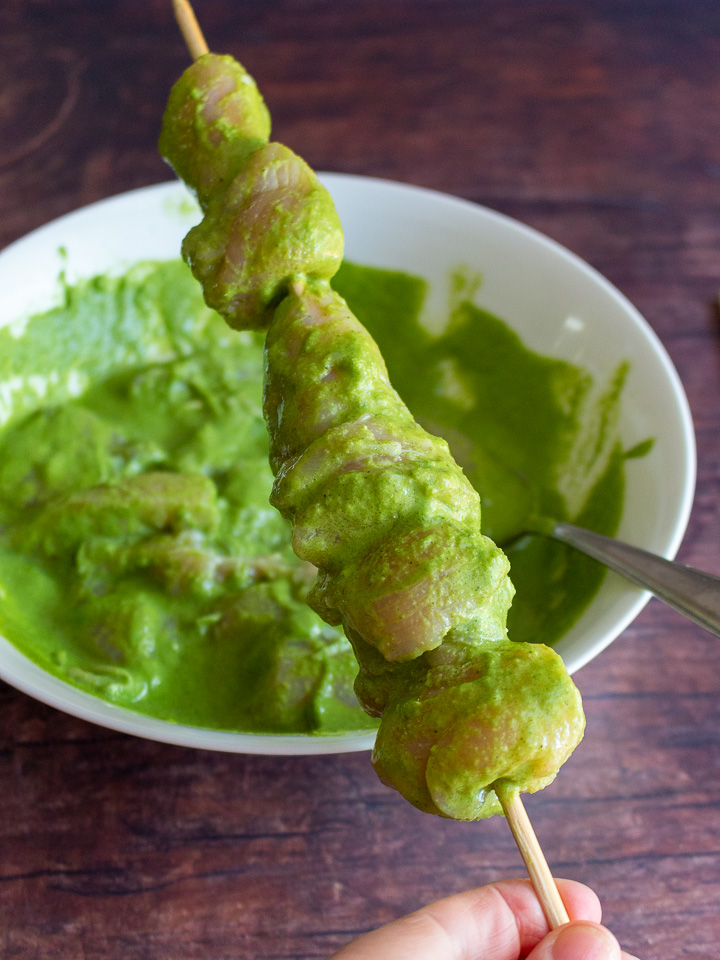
[1, 2, 718, 957]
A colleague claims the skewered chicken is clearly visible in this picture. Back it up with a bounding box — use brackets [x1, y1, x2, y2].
[160, 53, 585, 819]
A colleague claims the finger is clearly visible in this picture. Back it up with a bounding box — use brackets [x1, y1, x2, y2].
[526, 921, 627, 960]
[330, 878, 601, 960]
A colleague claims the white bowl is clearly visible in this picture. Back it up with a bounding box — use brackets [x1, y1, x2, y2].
[0, 178, 696, 754]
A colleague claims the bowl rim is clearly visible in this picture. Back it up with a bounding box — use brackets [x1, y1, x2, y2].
[0, 174, 696, 754]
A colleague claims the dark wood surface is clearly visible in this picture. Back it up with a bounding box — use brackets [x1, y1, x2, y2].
[1, 1, 719, 957]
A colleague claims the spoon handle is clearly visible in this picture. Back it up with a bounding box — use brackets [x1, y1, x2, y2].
[550, 522, 720, 637]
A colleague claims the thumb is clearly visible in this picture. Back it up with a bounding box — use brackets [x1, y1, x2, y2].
[526, 920, 637, 960]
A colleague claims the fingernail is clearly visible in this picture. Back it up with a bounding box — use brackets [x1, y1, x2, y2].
[551, 922, 620, 960]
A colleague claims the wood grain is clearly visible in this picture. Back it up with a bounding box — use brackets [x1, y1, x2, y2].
[1, 1, 719, 957]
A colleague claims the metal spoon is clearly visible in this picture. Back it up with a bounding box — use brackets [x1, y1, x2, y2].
[533, 518, 720, 637]
[443, 433, 718, 636]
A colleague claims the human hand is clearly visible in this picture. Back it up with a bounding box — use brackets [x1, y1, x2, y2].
[329, 878, 639, 959]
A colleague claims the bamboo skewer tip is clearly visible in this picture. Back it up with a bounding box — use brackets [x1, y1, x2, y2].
[173, 0, 209, 60]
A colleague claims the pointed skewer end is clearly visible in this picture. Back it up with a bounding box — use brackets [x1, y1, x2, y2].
[173, 0, 210, 61]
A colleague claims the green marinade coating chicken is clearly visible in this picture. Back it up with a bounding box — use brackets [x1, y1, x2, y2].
[160, 53, 585, 819]
[161, 55, 343, 330]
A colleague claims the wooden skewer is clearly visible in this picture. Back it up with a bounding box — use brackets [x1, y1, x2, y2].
[172, 0, 209, 59]
[169, 0, 571, 935]
[496, 782, 570, 929]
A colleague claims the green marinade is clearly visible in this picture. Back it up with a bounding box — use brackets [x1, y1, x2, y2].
[0, 258, 628, 733]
